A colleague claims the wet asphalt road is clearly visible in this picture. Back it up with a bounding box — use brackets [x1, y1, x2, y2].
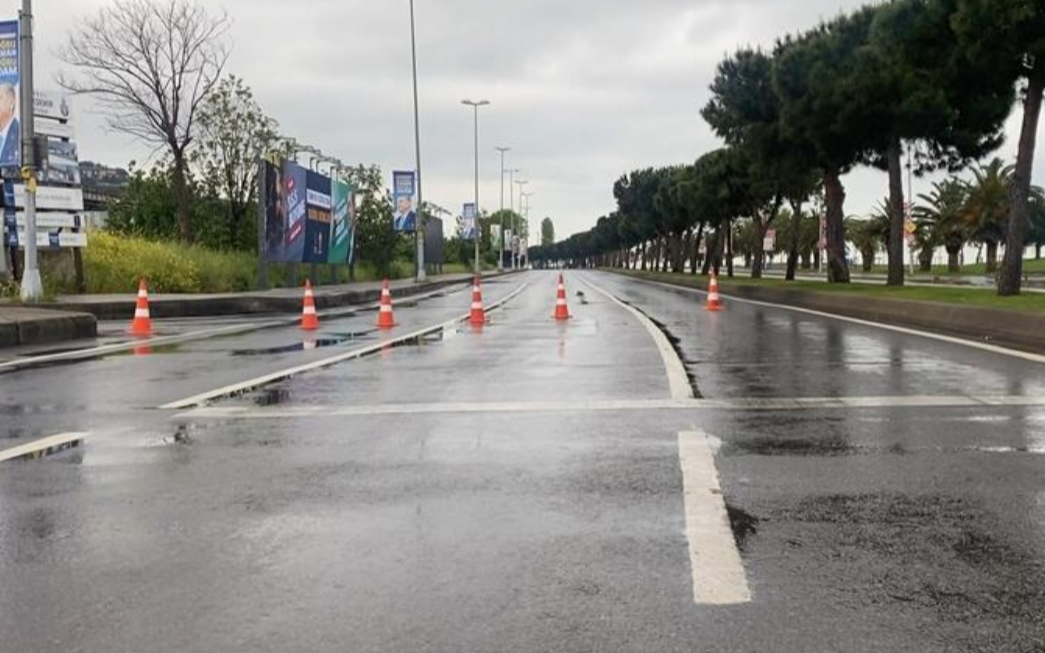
[1, 270, 1044, 652]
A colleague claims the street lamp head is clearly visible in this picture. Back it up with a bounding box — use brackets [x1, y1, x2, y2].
[462, 99, 491, 107]
[495, 146, 511, 153]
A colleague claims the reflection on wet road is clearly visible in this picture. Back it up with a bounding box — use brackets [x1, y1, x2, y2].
[2, 270, 1044, 652]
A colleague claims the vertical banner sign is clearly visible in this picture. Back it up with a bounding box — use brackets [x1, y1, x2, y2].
[328, 178, 354, 264]
[262, 160, 286, 262]
[462, 203, 478, 240]
[0, 20, 20, 170]
[763, 228, 777, 252]
[392, 170, 417, 232]
[303, 170, 333, 264]
[490, 224, 502, 250]
[282, 161, 308, 262]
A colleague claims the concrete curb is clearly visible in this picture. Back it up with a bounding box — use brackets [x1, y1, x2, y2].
[608, 271, 1045, 354]
[45, 272, 513, 321]
[0, 307, 98, 349]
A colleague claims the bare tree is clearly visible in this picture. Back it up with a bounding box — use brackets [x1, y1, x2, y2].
[58, 0, 230, 243]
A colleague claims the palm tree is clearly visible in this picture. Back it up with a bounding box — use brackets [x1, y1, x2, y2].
[846, 208, 889, 273]
[961, 158, 1013, 274]
[915, 179, 968, 273]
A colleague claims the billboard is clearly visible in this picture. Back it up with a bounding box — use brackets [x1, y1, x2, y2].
[328, 178, 355, 265]
[40, 140, 81, 185]
[303, 170, 332, 264]
[34, 90, 73, 122]
[462, 202, 478, 240]
[423, 216, 444, 265]
[0, 20, 20, 170]
[392, 170, 417, 232]
[282, 161, 308, 263]
[490, 224, 502, 250]
[261, 160, 285, 261]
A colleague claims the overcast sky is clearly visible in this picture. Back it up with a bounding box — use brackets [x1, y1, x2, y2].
[20, 0, 1040, 239]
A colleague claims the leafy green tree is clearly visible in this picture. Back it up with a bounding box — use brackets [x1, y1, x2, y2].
[855, 0, 1011, 286]
[1030, 194, 1045, 260]
[541, 218, 555, 246]
[193, 75, 280, 251]
[954, 0, 1045, 294]
[846, 216, 886, 273]
[915, 179, 968, 272]
[347, 164, 400, 277]
[774, 12, 881, 284]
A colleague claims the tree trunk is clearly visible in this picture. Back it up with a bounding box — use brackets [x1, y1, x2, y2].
[786, 198, 803, 281]
[947, 247, 961, 273]
[172, 150, 194, 244]
[886, 139, 906, 287]
[640, 242, 647, 271]
[986, 241, 999, 273]
[919, 246, 933, 272]
[823, 170, 851, 283]
[862, 249, 874, 272]
[703, 230, 718, 275]
[692, 223, 704, 275]
[999, 60, 1045, 295]
[725, 222, 735, 278]
[661, 237, 670, 273]
[1036, 244, 1042, 260]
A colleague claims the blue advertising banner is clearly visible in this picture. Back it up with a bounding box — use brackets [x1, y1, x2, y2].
[282, 161, 308, 263]
[0, 20, 19, 170]
[462, 202, 478, 240]
[303, 170, 332, 264]
[392, 170, 417, 232]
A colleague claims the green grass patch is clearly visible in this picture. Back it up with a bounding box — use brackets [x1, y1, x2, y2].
[612, 269, 1045, 314]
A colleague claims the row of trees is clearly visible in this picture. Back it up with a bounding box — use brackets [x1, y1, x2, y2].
[537, 0, 1045, 295]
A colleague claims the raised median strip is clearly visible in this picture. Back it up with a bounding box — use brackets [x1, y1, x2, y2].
[0, 306, 97, 349]
[608, 270, 1045, 355]
[0, 432, 89, 463]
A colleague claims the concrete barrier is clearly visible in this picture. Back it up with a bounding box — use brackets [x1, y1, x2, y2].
[0, 307, 98, 349]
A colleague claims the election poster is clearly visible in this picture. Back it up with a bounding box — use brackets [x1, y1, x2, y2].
[0, 20, 20, 170]
[392, 170, 417, 232]
[462, 203, 478, 240]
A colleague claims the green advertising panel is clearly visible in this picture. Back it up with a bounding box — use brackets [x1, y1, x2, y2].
[328, 178, 355, 264]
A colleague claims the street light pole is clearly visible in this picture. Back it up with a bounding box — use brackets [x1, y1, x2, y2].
[462, 99, 489, 275]
[514, 179, 528, 270]
[409, 0, 426, 281]
[495, 146, 510, 271]
[18, 0, 42, 301]
[506, 168, 520, 269]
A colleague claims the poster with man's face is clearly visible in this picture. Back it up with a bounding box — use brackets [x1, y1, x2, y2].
[0, 21, 21, 170]
[392, 170, 417, 233]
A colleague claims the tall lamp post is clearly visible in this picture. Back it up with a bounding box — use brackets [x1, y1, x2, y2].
[409, 0, 426, 281]
[462, 99, 490, 274]
[495, 146, 510, 271]
[521, 190, 534, 269]
[514, 179, 529, 269]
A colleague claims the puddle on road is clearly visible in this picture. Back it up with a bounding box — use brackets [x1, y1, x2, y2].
[728, 436, 858, 457]
[725, 504, 760, 551]
[231, 333, 371, 356]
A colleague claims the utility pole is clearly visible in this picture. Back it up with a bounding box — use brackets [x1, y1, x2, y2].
[495, 146, 509, 271]
[409, 0, 426, 281]
[462, 99, 489, 274]
[18, 0, 41, 300]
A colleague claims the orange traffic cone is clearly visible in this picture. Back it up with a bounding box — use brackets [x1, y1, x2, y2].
[129, 278, 153, 336]
[301, 280, 319, 330]
[553, 274, 571, 321]
[469, 276, 487, 326]
[377, 279, 396, 328]
[706, 271, 723, 312]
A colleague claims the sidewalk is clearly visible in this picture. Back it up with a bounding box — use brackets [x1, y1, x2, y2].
[38, 271, 508, 320]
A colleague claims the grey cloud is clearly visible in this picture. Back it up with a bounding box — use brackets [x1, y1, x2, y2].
[33, 0, 1043, 238]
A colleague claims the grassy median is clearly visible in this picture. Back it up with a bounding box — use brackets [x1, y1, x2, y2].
[609, 269, 1045, 315]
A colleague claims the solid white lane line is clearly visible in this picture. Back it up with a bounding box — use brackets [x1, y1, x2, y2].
[0, 432, 88, 463]
[610, 273, 1045, 365]
[171, 394, 1045, 420]
[160, 283, 530, 410]
[678, 430, 751, 605]
[580, 275, 694, 400]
